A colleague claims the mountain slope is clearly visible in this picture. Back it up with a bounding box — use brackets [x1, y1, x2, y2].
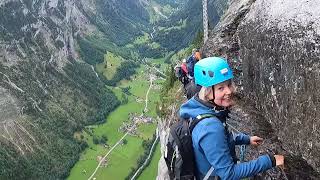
[79, 0, 150, 46]
[0, 0, 228, 179]
[0, 0, 152, 179]
[153, 0, 228, 51]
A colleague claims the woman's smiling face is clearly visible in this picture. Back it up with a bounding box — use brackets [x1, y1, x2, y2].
[212, 80, 235, 108]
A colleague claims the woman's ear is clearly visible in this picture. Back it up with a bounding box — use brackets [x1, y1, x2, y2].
[206, 87, 214, 101]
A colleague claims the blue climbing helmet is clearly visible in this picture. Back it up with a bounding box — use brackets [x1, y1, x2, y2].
[194, 57, 234, 87]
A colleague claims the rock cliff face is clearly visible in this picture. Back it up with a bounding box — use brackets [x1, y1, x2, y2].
[158, 0, 320, 179]
[238, 0, 320, 172]
[202, 0, 320, 177]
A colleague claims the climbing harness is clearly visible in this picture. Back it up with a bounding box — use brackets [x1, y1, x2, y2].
[226, 122, 247, 162]
[239, 145, 247, 162]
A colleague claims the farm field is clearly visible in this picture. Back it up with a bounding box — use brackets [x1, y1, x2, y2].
[68, 57, 165, 180]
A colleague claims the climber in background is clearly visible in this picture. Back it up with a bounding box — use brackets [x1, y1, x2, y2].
[180, 59, 190, 89]
[179, 57, 284, 180]
[181, 58, 188, 76]
[182, 49, 202, 99]
[174, 60, 189, 90]
[186, 48, 201, 78]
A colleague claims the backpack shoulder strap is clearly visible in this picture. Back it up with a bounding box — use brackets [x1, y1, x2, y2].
[203, 166, 215, 180]
[190, 114, 222, 179]
[189, 114, 218, 179]
[189, 113, 216, 132]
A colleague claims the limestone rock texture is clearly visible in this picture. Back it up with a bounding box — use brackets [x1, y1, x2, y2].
[202, 0, 320, 177]
[238, 0, 320, 172]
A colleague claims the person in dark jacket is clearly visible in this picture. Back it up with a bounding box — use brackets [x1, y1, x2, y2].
[179, 57, 284, 180]
[186, 48, 201, 77]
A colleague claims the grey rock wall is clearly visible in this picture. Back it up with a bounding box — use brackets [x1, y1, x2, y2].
[238, 0, 320, 172]
[156, 119, 171, 180]
[202, 0, 320, 176]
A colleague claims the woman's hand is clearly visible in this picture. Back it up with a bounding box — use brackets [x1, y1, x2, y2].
[274, 155, 285, 166]
[250, 136, 263, 146]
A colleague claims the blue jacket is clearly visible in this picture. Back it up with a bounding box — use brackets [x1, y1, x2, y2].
[179, 96, 273, 180]
[187, 54, 196, 77]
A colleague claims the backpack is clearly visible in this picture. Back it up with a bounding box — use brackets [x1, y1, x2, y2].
[185, 81, 201, 100]
[164, 114, 215, 180]
[175, 66, 183, 78]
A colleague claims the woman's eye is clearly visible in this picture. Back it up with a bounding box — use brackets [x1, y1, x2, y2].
[218, 87, 224, 91]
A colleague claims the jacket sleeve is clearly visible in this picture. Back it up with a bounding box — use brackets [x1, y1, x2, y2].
[198, 122, 273, 180]
[233, 133, 250, 145]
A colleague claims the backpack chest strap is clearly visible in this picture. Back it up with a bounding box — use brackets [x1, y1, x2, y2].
[190, 113, 228, 133]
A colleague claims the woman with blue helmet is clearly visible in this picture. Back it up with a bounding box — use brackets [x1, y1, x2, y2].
[179, 57, 284, 179]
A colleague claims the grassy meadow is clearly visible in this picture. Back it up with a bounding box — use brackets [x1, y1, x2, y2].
[68, 52, 165, 180]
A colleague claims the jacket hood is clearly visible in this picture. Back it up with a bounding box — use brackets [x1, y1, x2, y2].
[179, 95, 229, 120]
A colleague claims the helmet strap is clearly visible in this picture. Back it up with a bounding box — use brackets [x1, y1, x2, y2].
[209, 86, 226, 111]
